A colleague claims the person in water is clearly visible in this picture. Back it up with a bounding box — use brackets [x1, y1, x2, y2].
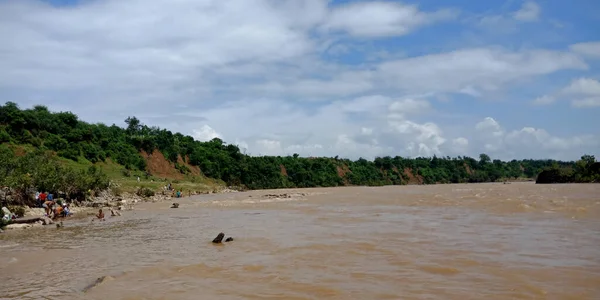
[96, 209, 105, 221]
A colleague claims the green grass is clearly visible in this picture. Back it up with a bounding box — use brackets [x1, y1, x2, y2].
[58, 156, 224, 194]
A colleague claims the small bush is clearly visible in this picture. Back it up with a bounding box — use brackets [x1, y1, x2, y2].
[0, 128, 10, 143]
[111, 186, 123, 196]
[8, 206, 25, 218]
[175, 163, 190, 175]
[136, 187, 155, 198]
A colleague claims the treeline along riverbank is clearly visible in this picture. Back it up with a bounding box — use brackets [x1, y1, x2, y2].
[0, 101, 597, 206]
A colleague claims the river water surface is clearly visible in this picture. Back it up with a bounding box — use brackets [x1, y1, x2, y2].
[1, 183, 599, 299]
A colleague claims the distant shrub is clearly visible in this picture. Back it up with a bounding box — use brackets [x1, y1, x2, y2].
[111, 186, 123, 196]
[136, 187, 155, 198]
[175, 163, 190, 175]
[0, 127, 10, 143]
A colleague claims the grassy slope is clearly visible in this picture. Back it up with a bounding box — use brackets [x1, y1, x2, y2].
[11, 144, 225, 194]
[62, 157, 224, 194]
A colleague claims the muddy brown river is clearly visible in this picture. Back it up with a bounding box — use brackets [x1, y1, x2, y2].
[1, 183, 599, 299]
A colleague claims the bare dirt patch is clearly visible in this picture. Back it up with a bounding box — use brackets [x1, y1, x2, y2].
[141, 149, 184, 180]
[280, 164, 288, 176]
[403, 168, 424, 185]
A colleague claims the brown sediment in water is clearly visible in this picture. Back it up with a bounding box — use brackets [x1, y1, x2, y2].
[1, 182, 599, 300]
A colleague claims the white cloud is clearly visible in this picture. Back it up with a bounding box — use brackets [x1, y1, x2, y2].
[571, 97, 600, 108]
[532, 95, 555, 106]
[322, 1, 457, 38]
[250, 46, 585, 101]
[340, 95, 390, 113]
[473, 117, 597, 160]
[376, 48, 587, 96]
[512, 1, 541, 22]
[570, 41, 600, 59]
[0, 0, 321, 95]
[562, 78, 600, 96]
[192, 125, 222, 142]
[388, 98, 431, 119]
[474, 1, 540, 33]
[475, 117, 503, 136]
[254, 139, 283, 156]
[531, 78, 600, 107]
[388, 120, 447, 157]
[453, 137, 469, 146]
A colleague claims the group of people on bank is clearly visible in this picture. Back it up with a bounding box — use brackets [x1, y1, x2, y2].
[36, 191, 72, 219]
[165, 183, 185, 198]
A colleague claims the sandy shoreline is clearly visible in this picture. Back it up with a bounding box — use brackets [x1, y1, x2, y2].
[2, 187, 243, 231]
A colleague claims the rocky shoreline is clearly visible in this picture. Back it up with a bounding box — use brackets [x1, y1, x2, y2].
[1, 187, 241, 231]
[1, 188, 312, 232]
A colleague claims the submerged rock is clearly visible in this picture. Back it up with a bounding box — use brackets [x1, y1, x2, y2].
[225, 237, 234, 242]
[41, 216, 53, 225]
[212, 232, 225, 243]
[5, 223, 33, 230]
[171, 203, 179, 208]
[83, 275, 115, 293]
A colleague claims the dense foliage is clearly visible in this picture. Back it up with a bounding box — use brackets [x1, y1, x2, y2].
[0, 102, 590, 192]
[536, 155, 600, 184]
[0, 144, 109, 205]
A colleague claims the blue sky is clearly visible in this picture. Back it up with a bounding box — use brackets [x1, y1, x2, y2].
[1, 0, 599, 160]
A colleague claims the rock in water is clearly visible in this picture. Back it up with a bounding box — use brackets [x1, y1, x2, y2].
[225, 237, 234, 242]
[5, 224, 33, 230]
[41, 216, 53, 225]
[171, 203, 179, 208]
[212, 232, 225, 243]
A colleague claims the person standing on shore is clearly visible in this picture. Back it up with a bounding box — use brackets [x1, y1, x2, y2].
[39, 192, 47, 208]
[63, 203, 71, 216]
[42, 199, 54, 217]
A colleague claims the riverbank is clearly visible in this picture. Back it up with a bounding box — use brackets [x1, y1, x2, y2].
[1, 186, 242, 231]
